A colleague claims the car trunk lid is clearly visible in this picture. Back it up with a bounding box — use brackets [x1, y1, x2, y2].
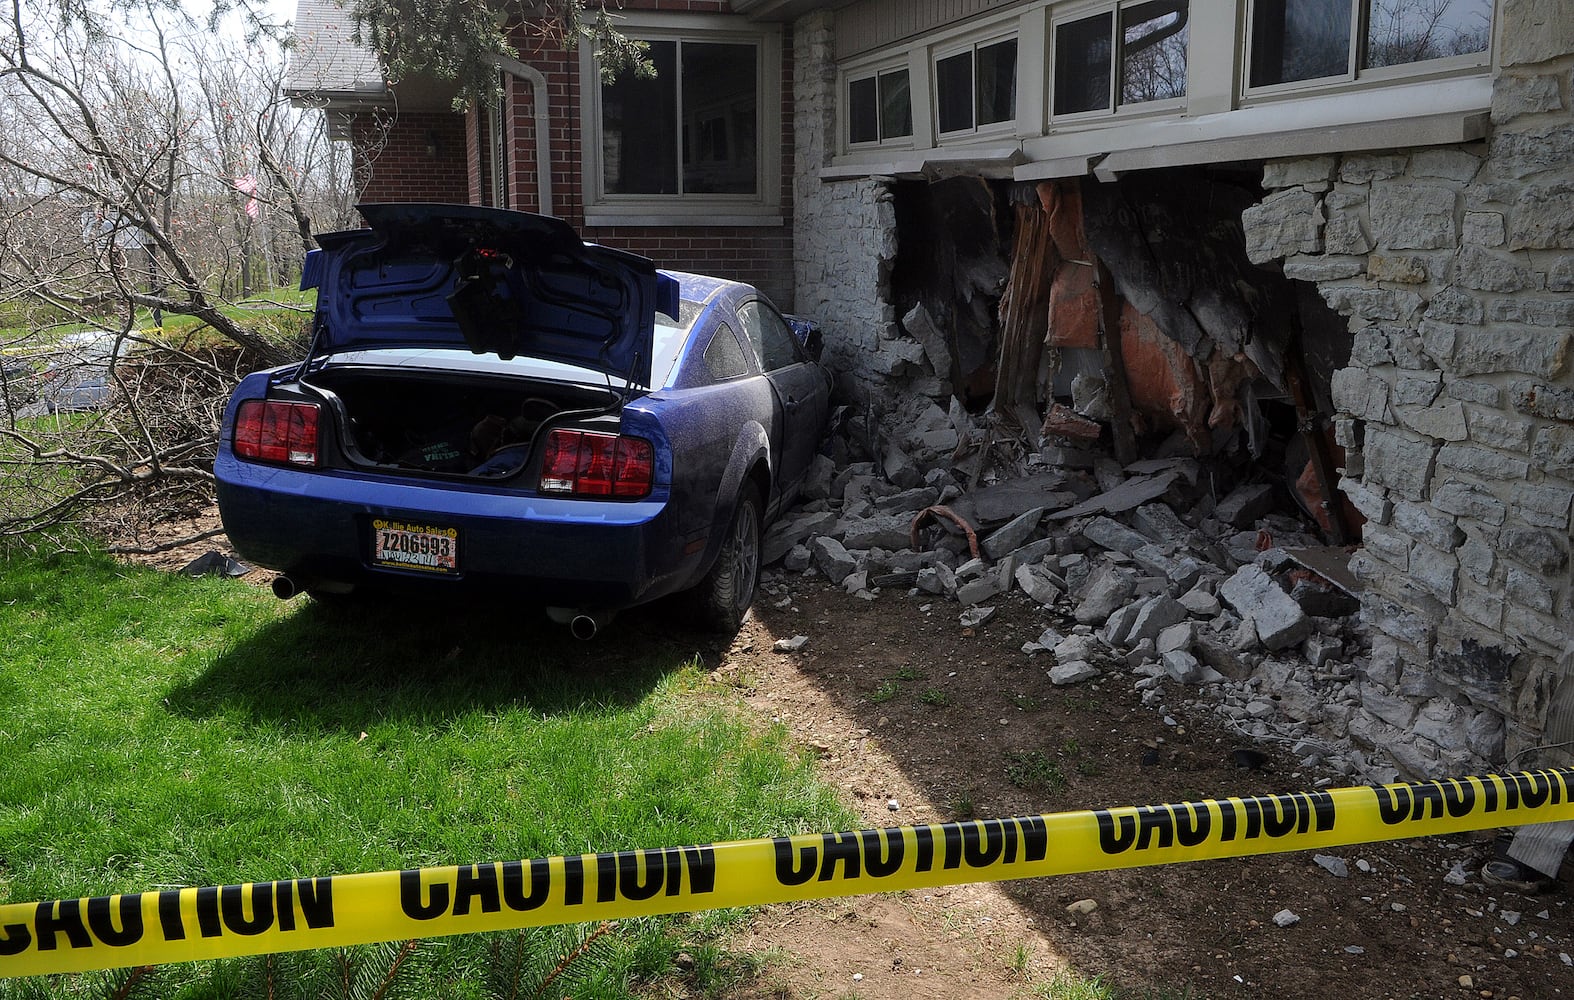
[303, 204, 680, 388]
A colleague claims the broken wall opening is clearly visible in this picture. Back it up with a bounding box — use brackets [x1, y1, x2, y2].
[885, 166, 1360, 547]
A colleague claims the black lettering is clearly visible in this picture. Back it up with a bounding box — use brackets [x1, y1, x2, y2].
[86, 895, 143, 947]
[818, 832, 863, 882]
[195, 887, 222, 938]
[454, 865, 501, 916]
[221, 884, 273, 936]
[501, 860, 551, 911]
[1095, 809, 1137, 854]
[157, 889, 186, 941]
[399, 870, 450, 921]
[297, 879, 334, 928]
[275, 882, 295, 932]
[682, 846, 716, 895]
[563, 856, 585, 906]
[1477, 774, 1500, 814]
[0, 921, 29, 956]
[1259, 795, 1299, 838]
[1523, 770, 1558, 808]
[1218, 799, 1239, 842]
[1442, 779, 1475, 818]
[1135, 806, 1175, 851]
[1308, 790, 1337, 832]
[1172, 802, 1212, 848]
[772, 837, 817, 887]
[1017, 816, 1049, 862]
[862, 829, 905, 878]
[1240, 796, 1263, 840]
[962, 820, 1004, 868]
[1375, 784, 1412, 826]
[617, 851, 664, 902]
[596, 854, 618, 904]
[34, 899, 92, 951]
[914, 826, 936, 872]
[1409, 782, 1445, 822]
[941, 822, 964, 870]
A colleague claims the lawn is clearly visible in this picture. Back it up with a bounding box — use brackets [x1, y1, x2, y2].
[0, 550, 849, 998]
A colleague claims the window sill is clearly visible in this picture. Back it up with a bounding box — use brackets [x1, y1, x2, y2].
[583, 208, 785, 228]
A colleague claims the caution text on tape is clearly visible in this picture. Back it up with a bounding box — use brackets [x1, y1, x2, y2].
[2, 767, 1570, 978]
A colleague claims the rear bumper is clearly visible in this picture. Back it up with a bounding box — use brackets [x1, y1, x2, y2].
[215, 453, 697, 607]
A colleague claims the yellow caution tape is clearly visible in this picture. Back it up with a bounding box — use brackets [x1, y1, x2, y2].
[3, 767, 1571, 978]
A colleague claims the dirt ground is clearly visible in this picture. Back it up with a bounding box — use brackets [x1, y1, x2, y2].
[120, 516, 1574, 1000]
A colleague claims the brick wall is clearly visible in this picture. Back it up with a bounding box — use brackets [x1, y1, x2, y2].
[345, 2, 796, 308]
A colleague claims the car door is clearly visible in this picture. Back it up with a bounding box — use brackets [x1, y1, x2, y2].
[737, 298, 826, 507]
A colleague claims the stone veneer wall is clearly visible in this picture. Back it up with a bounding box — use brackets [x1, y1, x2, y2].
[792, 11, 899, 405]
[1242, 5, 1574, 775]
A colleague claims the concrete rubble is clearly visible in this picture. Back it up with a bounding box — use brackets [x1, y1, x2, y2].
[758, 430, 1442, 786]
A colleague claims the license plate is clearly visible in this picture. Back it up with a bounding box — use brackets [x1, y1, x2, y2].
[371, 519, 459, 574]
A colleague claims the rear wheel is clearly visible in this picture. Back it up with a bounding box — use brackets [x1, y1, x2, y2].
[690, 485, 762, 633]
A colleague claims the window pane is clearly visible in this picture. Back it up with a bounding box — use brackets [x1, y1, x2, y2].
[1365, 0, 1492, 68]
[1055, 13, 1114, 115]
[1121, 1, 1189, 104]
[936, 50, 974, 133]
[703, 323, 749, 381]
[1249, 0, 1353, 86]
[602, 40, 677, 195]
[683, 42, 757, 195]
[849, 76, 879, 143]
[976, 39, 1018, 125]
[879, 69, 913, 138]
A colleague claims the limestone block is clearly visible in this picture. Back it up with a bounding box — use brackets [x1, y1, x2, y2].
[1389, 327, 1439, 370]
[1490, 122, 1574, 180]
[1462, 212, 1506, 248]
[1342, 479, 1393, 524]
[1458, 533, 1497, 584]
[1362, 427, 1436, 501]
[1367, 253, 1430, 283]
[1505, 605, 1568, 655]
[981, 507, 1047, 561]
[1549, 255, 1574, 291]
[1362, 684, 1420, 730]
[1351, 327, 1393, 366]
[1447, 379, 1501, 406]
[1506, 182, 1574, 250]
[1284, 255, 1366, 281]
[841, 514, 918, 552]
[1242, 188, 1323, 263]
[1396, 403, 1468, 441]
[1408, 542, 1460, 602]
[1262, 156, 1336, 190]
[1506, 566, 1558, 613]
[1426, 289, 1485, 325]
[1511, 482, 1574, 529]
[1392, 500, 1464, 551]
[1320, 284, 1423, 322]
[1370, 182, 1458, 249]
[1492, 73, 1564, 123]
[1448, 324, 1569, 377]
[1331, 367, 1393, 422]
[1463, 408, 1532, 450]
[811, 536, 857, 585]
[1438, 442, 1531, 481]
[1341, 153, 1408, 184]
[1324, 189, 1373, 255]
[1455, 245, 1541, 293]
[1490, 297, 1574, 328]
[1219, 565, 1312, 651]
[1501, 1, 1574, 67]
[1413, 699, 1467, 753]
[1362, 524, 1411, 570]
[1393, 371, 1443, 406]
[1531, 424, 1574, 479]
[1431, 478, 1508, 526]
[1512, 379, 1574, 421]
[1082, 516, 1152, 555]
[1412, 148, 1484, 183]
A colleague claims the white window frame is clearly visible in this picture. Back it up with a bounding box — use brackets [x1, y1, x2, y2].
[931, 28, 1021, 142]
[579, 13, 782, 227]
[1241, 0, 1495, 101]
[844, 58, 917, 149]
[1047, 0, 1191, 125]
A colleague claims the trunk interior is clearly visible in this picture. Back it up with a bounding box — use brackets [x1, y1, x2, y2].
[302, 368, 621, 480]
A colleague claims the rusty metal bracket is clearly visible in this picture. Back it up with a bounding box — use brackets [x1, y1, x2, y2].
[909, 505, 981, 559]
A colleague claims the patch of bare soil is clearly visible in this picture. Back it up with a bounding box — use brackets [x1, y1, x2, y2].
[716, 572, 1574, 1000]
[111, 517, 1574, 1000]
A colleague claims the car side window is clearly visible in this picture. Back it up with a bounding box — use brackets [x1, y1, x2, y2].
[738, 300, 805, 373]
[702, 322, 750, 381]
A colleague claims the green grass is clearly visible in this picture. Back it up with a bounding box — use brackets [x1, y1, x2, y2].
[0, 549, 849, 998]
[1004, 750, 1067, 795]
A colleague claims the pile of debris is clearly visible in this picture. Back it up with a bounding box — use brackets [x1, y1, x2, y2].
[762, 443, 1404, 785]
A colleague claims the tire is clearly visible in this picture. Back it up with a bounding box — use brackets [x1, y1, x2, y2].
[690, 485, 762, 634]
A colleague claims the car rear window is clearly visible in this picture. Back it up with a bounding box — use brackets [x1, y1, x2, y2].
[649, 299, 706, 388]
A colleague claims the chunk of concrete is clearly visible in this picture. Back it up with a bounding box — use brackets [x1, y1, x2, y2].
[1015, 564, 1063, 606]
[1219, 565, 1312, 651]
[1215, 483, 1277, 527]
[1133, 503, 1191, 545]
[1074, 563, 1138, 624]
[983, 507, 1046, 560]
[1127, 596, 1189, 645]
[1084, 516, 1153, 555]
[1049, 660, 1101, 685]
[1162, 650, 1204, 684]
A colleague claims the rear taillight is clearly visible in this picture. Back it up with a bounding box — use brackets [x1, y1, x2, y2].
[540, 429, 653, 499]
[233, 399, 320, 467]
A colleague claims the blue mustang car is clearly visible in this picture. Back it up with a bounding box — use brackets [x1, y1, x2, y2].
[215, 204, 829, 636]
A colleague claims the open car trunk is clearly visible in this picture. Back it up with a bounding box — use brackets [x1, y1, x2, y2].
[302, 366, 623, 480]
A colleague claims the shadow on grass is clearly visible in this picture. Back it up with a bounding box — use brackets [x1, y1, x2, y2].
[164, 590, 729, 732]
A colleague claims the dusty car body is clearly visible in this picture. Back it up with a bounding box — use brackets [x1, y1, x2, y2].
[214, 204, 829, 634]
